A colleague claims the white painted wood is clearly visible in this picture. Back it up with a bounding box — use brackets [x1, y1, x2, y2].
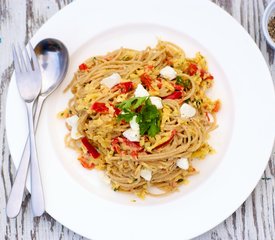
[0, 0, 274, 239]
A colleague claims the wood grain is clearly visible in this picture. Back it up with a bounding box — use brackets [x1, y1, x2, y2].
[0, 0, 274, 239]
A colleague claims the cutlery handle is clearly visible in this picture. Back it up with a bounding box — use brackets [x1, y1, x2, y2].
[6, 138, 31, 218]
[6, 96, 45, 218]
[33, 95, 46, 130]
[26, 101, 45, 217]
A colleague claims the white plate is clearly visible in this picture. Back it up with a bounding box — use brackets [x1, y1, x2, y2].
[6, 0, 275, 239]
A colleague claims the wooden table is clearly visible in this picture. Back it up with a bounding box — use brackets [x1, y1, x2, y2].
[0, 0, 274, 239]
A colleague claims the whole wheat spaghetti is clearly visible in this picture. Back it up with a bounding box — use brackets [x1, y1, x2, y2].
[60, 41, 221, 198]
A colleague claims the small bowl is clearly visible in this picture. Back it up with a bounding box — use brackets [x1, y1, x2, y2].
[262, 0, 275, 49]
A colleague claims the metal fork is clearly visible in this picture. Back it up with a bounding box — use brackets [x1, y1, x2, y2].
[8, 44, 45, 217]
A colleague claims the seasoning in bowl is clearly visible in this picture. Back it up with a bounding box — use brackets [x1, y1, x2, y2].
[268, 16, 275, 42]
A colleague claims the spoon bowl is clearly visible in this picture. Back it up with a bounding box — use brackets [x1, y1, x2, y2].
[35, 38, 69, 96]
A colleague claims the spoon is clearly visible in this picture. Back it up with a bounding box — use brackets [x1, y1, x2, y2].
[6, 38, 69, 218]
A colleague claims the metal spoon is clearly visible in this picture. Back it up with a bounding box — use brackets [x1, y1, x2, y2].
[6, 38, 69, 218]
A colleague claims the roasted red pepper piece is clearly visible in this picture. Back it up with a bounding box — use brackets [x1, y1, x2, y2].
[91, 102, 109, 113]
[122, 137, 143, 150]
[110, 103, 121, 116]
[205, 75, 214, 80]
[112, 82, 134, 93]
[146, 65, 154, 70]
[112, 137, 143, 156]
[174, 84, 184, 91]
[213, 100, 221, 112]
[140, 73, 152, 89]
[130, 151, 139, 159]
[79, 63, 88, 71]
[200, 69, 214, 80]
[79, 156, 95, 169]
[81, 137, 100, 159]
[156, 78, 162, 89]
[122, 137, 143, 159]
[164, 91, 182, 100]
[155, 130, 177, 149]
[111, 137, 121, 153]
[188, 63, 198, 76]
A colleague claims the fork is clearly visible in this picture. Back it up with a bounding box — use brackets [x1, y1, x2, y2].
[7, 44, 45, 217]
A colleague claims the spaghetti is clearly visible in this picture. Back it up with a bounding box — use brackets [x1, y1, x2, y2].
[60, 41, 220, 198]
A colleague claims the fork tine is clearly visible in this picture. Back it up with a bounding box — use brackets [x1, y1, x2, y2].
[28, 43, 40, 72]
[22, 45, 33, 72]
[17, 44, 27, 72]
[12, 44, 21, 74]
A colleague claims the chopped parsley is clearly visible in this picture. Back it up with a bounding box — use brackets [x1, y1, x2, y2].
[117, 97, 161, 137]
[117, 111, 135, 123]
[184, 98, 191, 103]
[117, 97, 147, 111]
[136, 99, 160, 137]
[176, 76, 192, 90]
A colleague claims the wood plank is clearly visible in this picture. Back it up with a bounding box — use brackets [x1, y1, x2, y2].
[0, 0, 274, 239]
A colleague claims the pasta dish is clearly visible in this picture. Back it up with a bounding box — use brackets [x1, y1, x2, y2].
[60, 41, 220, 198]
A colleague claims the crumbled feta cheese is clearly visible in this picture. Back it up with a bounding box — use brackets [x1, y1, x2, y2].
[123, 129, 140, 142]
[150, 96, 163, 109]
[66, 115, 83, 139]
[160, 66, 177, 80]
[207, 113, 215, 123]
[140, 169, 152, 181]
[134, 84, 149, 97]
[130, 116, 139, 131]
[176, 158, 189, 170]
[101, 73, 121, 88]
[123, 116, 140, 141]
[180, 103, 196, 118]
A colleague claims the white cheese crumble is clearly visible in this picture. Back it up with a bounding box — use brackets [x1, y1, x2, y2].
[134, 83, 149, 97]
[101, 73, 121, 88]
[123, 129, 140, 142]
[150, 96, 163, 109]
[123, 116, 140, 141]
[180, 103, 196, 118]
[66, 115, 83, 140]
[140, 169, 152, 181]
[176, 158, 189, 170]
[130, 116, 139, 131]
[160, 66, 177, 80]
[207, 113, 215, 123]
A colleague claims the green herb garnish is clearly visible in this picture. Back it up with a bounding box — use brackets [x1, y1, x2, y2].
[136, 99, 160, 137]
[176, 76, 192, 90]
[117, 97, 161, 137]
[117, 111, 136, 123]
[176, 76, 184, 85]
[117, 97, 147, 111]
